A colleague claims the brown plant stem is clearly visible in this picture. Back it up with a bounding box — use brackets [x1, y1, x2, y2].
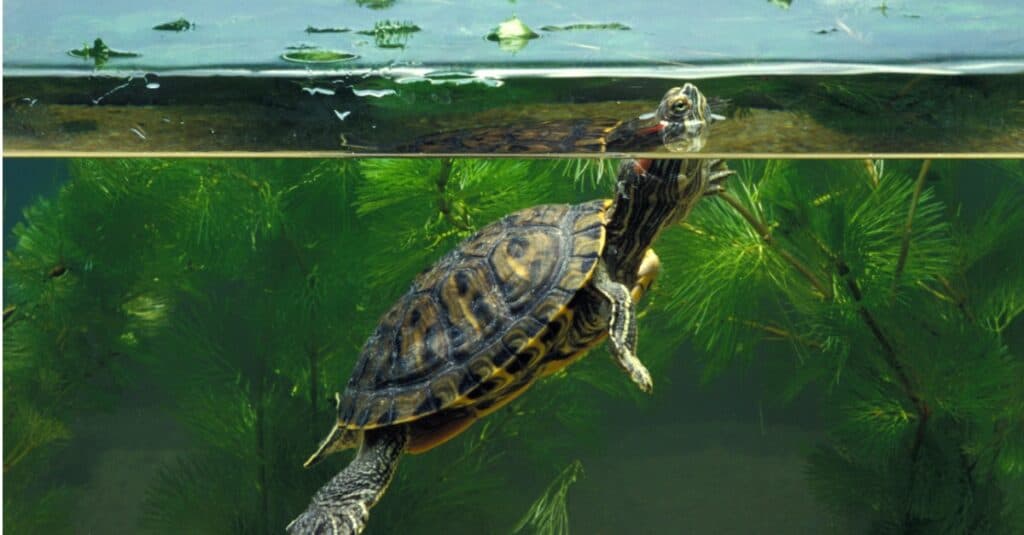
[836, 260, 931, 528]
[892, 160, 932, 292]
[730, 317, 822, 349]
[718, 191, 833, 300]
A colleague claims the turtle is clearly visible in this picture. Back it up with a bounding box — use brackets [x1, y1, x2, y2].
[288, 83, 734, 535]
[392, 86, 728, 154]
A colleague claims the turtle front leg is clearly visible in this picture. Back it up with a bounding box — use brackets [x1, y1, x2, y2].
[630, 249, 661, 302]
[287, 426, 409, 535]
[592, 260, 653, 393]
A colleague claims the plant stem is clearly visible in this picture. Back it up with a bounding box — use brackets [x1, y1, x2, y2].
[892, 160, 932, 292]
[837, 261, 931, 528]
[730, 317, 822, 349]
[436, 158, 470, 231]
[309, 342, 320, 443]
[718, 191, 833, 300]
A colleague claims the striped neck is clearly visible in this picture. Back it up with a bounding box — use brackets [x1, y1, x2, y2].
[603, 159, 707, 286]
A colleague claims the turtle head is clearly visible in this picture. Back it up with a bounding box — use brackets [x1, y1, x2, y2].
[656, 83, 722, 153]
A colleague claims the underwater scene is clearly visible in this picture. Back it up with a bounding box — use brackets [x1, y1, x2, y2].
[4, 0, 1024, 153]
[4, 157, 1024, 534]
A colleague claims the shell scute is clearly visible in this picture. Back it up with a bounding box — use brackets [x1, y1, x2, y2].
[338, 201, 608, 429]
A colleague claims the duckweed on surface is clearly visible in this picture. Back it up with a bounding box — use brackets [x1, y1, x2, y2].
[305, 26, 351, 33]
[281, 49, 358, 64]
[67, 38, 140, 67]
[540, 22, 630, 32]
[486, 16, 539, 42]
[152, 18, 194, 32]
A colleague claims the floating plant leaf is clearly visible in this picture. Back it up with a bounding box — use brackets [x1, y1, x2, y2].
[281, 48, 358, 64]
[153, 18, 194, 31]
[67, 38, 140, 67]
[306, 26, 351, 33]
[486, 16, 538, 53]
[355, 20, 421, 48]
[356, 20, 421, 36]
[355, 0, 395, 9]
[540, 22, 630, 31]
[487, 16, 539, 41]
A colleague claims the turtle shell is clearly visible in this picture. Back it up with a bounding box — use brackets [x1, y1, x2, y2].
[336, 199, 610, 430]
[402, 119, 621, 154]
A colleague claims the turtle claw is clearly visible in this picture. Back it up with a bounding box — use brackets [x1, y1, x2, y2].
[704, 159, 736, 196]
[287, 503, 368, 535]
[631, 364, 654, 394]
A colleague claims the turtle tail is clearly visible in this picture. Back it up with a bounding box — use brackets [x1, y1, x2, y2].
[304, 423, 360, 468]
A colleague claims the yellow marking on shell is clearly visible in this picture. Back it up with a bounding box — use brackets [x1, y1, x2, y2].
[572, 208, 607, 233]
[431, 369, 462, 406]
[393, 388, 427, 421]
[573, 233, 604, 259]
[364, 395, 393, 427]
[461, 299, 481, 332]
[558, 256, 596, 290]
[400, 327, 425, 362]
[490, 229, 560, 302]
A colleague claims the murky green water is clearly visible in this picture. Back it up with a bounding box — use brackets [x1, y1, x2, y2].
[5, 158, 1024, 534]
[4, 1, 1024, 534]
[5, 73, 1024, 153]
[5, 0, 1024, 153]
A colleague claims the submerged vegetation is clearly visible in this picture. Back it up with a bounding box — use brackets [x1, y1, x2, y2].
[4, 158, 1024, 533]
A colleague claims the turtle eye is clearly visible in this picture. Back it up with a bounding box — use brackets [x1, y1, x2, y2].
[671, 96, 691, 114]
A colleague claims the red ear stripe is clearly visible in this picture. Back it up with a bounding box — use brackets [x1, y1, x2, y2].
[635, 159, 653, 172]
[634, 124, 664, 138]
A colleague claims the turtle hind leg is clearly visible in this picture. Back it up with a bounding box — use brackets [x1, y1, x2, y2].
[288, 426, 409, 535]
[592, 260, 653, 393]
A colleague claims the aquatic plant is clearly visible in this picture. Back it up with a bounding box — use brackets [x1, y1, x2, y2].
[2, 158, 614, 533]
[355, 20, 421, 49]
[487, 16, 539, 53]
[654, 159, 1024, 531]
[306, 26, 351, 34]
[514, 460, 584, 535]
[153, 18, 194, 32]
[67, 38, 140, 67]
[540, 23, 630, 32]
[354, 0, 395, 9]
[281, 48, 358, 64]
[4, 158, 1023, 533]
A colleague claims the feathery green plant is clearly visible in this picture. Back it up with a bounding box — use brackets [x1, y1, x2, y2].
[655, 159, 1024, 532]
[514, 460, 584, 535]
[4, 158, 1023, 533]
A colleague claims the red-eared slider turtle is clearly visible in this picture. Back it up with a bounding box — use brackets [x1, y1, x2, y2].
[288, 83, 733, 535]
[397, 86, 726, 154]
